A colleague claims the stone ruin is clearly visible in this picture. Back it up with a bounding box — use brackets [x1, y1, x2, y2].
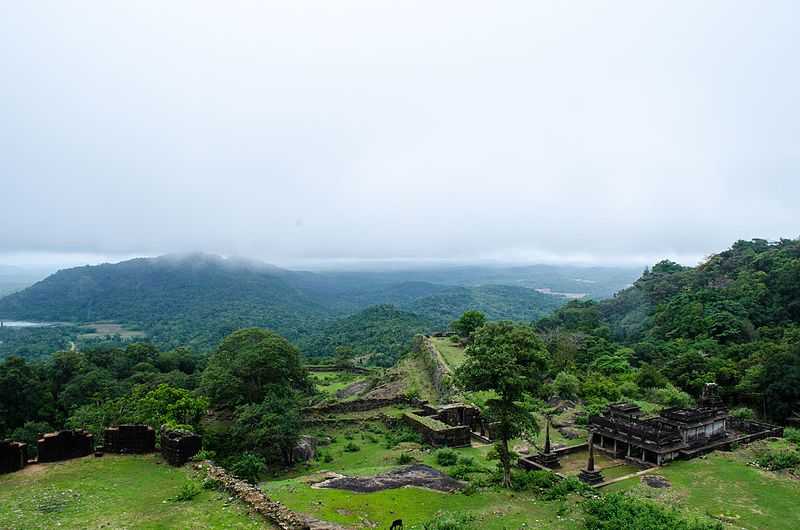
[403, 402, 492, 448]
[104, 424, 156, 454]
[160, 427, 202, 466]
[37, 430, 94, 463]
[0, 440, 28, 474]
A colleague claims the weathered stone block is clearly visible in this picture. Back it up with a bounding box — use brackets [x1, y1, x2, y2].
[160, 427, 202, 466]
[104, 424, 156, 454]
[37, 430, 93, 462]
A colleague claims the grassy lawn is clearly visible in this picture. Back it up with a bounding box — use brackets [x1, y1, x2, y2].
[309, 370, 367, 398]
[265, 479, 581, 529]
[606, 442, 800, 530]
[0, 454, 271, 530]
[262, 425, 583, 529]
[430, 337, 466, 370]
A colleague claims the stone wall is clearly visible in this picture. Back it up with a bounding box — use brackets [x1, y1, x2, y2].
[403, 412, 471, 447]
[413, 335, 452, 402]
[0, 440, 28, 474]
[304, 364, 371, 375]
[104, 424, 156, 454]
[195, 461, 347, 530]
[38, 430, 93, 463]
[160, 428, 202, 466]
[307, 396, 418, 415]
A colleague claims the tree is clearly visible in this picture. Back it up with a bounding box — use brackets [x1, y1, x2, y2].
[451, 311, 487, 339]
[200, 328, 310, 409]
[553, 371, 579, 400]
[455, 322, 549, 487]
[0, 356, 53, 436]
[232, 387, 302, 466]
[635, 363, 668, 389]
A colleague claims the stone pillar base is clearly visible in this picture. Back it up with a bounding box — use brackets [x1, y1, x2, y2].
[579, 468, 604, 485]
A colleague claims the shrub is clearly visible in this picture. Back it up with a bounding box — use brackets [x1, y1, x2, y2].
[10, 421, 53, 459]
[229, 452, 266, 484]
[397, 452, 415, 465]
[730, 407, 754, 420]
[193, 449, 216, 462]
[649, 384, 694, 408]
[582, 493, 723, 529]
[510, 469, 559, 492]
[384, 426, 422, 448]
[435, 448, 459, 466]
[754, 448, 800, 471]
[201, 477, 222, 490]
[784, 427, 800, 445]
[168, 482, 201, 502]
[344, 441, 361, 452]
[421, 512, 476, 530]
[509, 470, 590, 499]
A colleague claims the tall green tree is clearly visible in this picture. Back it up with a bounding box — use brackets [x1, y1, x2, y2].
[200, 328, 310, 409]
[455, 322, 549, 487]
[451, 310, 487, 339]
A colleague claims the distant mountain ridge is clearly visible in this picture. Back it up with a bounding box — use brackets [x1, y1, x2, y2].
[0, 253, 637, 358]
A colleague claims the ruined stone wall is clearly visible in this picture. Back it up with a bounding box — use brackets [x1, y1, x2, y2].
[104, 424, 155, 454]
[403, 412, 471, 447]
[195, 461, 346, 530]
[37, 430, 93, 463]
[304, 364, 371, 374]
[160, 428, 202, 466]
[413, 335, 452, 402]
[0, 440, 27, 474]
[307, 396, 419, 415]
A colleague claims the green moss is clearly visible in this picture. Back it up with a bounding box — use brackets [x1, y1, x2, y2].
[404, 412, 451, 432]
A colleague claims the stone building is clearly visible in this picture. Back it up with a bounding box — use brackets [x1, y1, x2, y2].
[589, 402, 781, 466]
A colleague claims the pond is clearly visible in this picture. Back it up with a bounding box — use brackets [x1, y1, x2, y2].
[0, 320, 59, 327]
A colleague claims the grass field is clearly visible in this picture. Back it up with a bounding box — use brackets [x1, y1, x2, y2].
[275, 417, 800, 529]
[79, 321, 146, 340]
[262, 424, 584, 529]
[606, 441, 800, 530]
[430, 337, 467, 370]
[0, 454, 271, 530]
[309, 370, 368, 398]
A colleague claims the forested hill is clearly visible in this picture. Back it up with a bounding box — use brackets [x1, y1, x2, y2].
[0, 253, 583, 357]
[537, 238, 800, 420]
[0, 254, 329, 350]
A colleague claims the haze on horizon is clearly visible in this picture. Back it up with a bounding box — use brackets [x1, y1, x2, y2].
[2, 1, 798, 270]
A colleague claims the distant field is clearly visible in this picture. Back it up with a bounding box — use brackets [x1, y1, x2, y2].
[0, 454, 271, 529]
[429, 336, 466, 369]
[607, 440, 800, 530]
[79, 321, 146, 340]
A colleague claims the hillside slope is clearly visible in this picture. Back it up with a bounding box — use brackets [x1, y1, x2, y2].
[538, 238, 800, 420]
[0, 254, 330, 350]
[405, 284, 565, 328]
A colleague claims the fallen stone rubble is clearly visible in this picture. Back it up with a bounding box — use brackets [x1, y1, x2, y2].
[194, 461, 349, 530]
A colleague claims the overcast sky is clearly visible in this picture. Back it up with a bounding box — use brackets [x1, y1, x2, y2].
[1, 1, 798, 268]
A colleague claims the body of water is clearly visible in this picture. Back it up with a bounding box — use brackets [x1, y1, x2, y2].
[0, 320, 58, 328]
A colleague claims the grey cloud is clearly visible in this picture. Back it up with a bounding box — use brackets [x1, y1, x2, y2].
[1, 1, 798, 266]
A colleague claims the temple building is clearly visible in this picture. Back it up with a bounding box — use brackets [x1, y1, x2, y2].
[588, 399, 782, 466]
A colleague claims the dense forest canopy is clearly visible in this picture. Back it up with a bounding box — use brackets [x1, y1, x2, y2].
[537, 238, 800, 420]
[0, 254, 626, 361]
